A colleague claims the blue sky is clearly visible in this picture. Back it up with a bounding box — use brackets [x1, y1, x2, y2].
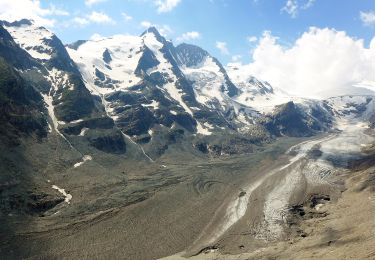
[2, 0, 374, 64]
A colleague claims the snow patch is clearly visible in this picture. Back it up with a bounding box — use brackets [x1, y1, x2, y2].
[74, 155, 92, 168]
[142, 100, 160, 109]
[52, 185, 72, 204]
[70, 119, 84, 124]
[79, 128, 89, 136]
[196, 124, 212, 136]
[46, 68, 73, 92]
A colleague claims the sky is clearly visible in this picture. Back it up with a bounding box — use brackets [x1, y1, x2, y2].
[1, 0, 375, 97]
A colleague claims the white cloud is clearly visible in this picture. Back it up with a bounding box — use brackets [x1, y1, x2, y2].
[282, 0, 298, 18]
[302, 0, 315, 9]
[216, 41, 229, 55]
[140, 21, 172, 36]
[72, 17, 89, 26]
[239, 28, 375, 98]
[47, 4, 69, 16]
[154, 0, 181, 13]
[87, 11, 115, 24]
[0, 0, 70, 27]
[281, 0, 315, 18]
[85, 0, 107, 7]
[140, 21, 152, 28]
[360, 11, 375, 26]
[159, 25, 172, 36]
[247, 36, 258, 43]
[121, 12, 133, 22]
[231, 55, 242, 62]
[73, 11, 115, 26]
[176, 31, 201, 42]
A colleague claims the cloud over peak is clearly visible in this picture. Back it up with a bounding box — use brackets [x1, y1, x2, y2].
[240, 27, 375, 98]
[140, 21, 172, 36]
[0, 0, 69, 27]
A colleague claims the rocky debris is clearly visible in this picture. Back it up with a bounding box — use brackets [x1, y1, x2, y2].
[357, 173, 375, 192]
[309, 194, 330, 209]
[286, 194, 331, 239]
[0, 190, 65, 215]
[193, 135, 262, 156]
[194, 245, 219, 256]
[239, 191, 246, 197]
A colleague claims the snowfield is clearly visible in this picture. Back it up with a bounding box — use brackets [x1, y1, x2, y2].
[4, 22, 54, 60]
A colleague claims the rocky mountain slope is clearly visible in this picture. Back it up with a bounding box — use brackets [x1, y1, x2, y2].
[66, 25, 337, 153]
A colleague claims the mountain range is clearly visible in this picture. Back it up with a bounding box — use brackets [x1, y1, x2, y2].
[1, 19, 375, 260]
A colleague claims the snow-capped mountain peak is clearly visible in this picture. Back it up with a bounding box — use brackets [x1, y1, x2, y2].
[1, 19, 54, 60]
[140, 26, 166, 44]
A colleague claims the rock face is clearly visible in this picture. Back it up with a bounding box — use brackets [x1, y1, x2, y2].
[88, 130, 126, 154]
[0, 32, 47, 145]
[263, 102, 321, 137]
[0, 20, 123, 150]
[1, 19, 102, 123]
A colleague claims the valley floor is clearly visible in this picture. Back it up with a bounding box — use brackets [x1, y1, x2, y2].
[164, 162, 375, 260]
[162, 117, 375, 260]
[1, 118, 375, 260]
[0, 136, 300, 260]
